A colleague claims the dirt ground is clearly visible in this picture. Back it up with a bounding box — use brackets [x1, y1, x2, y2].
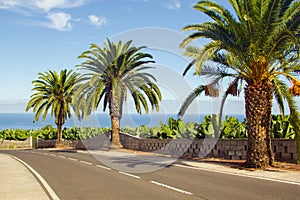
[116, 148, 300, 172]
[184, 156, 300, 172]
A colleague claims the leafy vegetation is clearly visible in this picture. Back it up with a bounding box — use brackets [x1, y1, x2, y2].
[1, 115, 297, 141]
[0, 125, 108, 141]
[0, 115, 296, 141]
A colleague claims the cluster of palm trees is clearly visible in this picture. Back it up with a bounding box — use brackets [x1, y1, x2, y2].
[26, 0, 300, 169]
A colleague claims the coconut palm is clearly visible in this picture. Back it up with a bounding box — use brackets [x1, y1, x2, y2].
[74, 39, 162, 148]
[180, 0, 300, 168]
[26, 69, 80, 145]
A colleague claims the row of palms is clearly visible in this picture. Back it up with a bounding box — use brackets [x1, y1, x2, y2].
[26, 0, 300, 169]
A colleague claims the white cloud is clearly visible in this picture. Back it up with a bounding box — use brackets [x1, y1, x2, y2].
[0, 0, 87, 12]
[34, 0, 86, 12]
[45, 12, 72, 31]
[0, 0, 20, 9]
[69, 41, 80, 45]
[164, 0, 181, 10]
[88, 15, 107, 27]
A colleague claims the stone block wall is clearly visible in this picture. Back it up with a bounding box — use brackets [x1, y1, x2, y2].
[75, 134, 111, 150]
[119, 132, 140, 150]
[34, 138, 77, 148]
[119, 134, 298, 163]
[272, 139, 296, 163]
[0, 137, 32, 149]
[3, 133, 296, 163]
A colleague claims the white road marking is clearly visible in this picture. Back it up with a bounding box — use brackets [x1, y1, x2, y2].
[12, 156, 60, 200]
[58, 155, 66, 159]
[150, 181, 193, 195]
[118, 171, 140, 179]
[96, 165, 111, 171]
[174, 164, 300, 186]
[79, 161, 93, 165]
[67, 158, 78, 162]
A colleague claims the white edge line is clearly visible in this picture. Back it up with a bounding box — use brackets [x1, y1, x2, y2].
[96, 165, 111, 170]
[118, 171, 140, 179]
[12, 156, 60, 200]
[79, 160, 93, 165]
[150, 181, 193, 195]
[174, 164, 300, 186]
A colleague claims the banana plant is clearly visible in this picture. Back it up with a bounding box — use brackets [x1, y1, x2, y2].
[271, 115, 295, 139]
[221, 116, 247, 139]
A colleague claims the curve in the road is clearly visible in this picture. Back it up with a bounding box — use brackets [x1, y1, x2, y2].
[12, 156, 60, 200]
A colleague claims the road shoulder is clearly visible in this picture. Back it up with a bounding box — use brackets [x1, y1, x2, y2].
[0, 153, 51, 200]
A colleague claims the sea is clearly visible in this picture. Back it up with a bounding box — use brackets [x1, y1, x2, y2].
[0, 113, 246, 130]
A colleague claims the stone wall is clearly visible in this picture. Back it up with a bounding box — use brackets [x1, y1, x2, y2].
[119, 134, 298, 163]
[35, 132, 112, 150]
[34, 138, 77, 148]
[2, 133, 296, 163]
[0, 137, 32, 149]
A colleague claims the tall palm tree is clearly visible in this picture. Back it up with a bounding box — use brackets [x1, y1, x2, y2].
[74, 39, 162, 148]
[179, 49, 300, 165]
[26, 69, 80, 145]
[180, 0, 300, 168]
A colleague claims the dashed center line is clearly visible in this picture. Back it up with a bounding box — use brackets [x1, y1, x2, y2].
[21, 151, 196, 196]
[80, 161, 93, 165]
[96, 165, 111, 170]
[150, 181, 193, 195]
[67, 158, 78, 162]
[58, 155, 66, 159]
[118, 171, 140, 179]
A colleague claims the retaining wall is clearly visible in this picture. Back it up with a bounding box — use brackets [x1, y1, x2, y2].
[1, 133, 297, 163]
[120, 134, 297, 163]
[0, 137, 32, 149]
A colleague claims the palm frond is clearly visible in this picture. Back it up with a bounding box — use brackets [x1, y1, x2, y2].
[178, 85, 205, 118]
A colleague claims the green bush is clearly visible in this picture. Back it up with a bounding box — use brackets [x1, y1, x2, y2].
[0, 114, 296, 141]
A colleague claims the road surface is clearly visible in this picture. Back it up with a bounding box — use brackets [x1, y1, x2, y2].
[3, 149, 300, 200]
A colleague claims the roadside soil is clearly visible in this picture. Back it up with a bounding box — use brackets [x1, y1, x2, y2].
[180, 156, 300, 172]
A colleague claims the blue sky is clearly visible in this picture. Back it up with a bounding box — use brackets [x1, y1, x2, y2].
[0, 0, 253, 114]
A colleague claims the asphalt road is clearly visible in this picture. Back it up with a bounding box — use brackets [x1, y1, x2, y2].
[3, 149, 300, 200]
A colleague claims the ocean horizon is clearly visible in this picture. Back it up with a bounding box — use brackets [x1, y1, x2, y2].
[0, 113, 246, 130]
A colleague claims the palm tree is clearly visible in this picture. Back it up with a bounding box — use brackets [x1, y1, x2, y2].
[74, 39, 162, 148]
[26, 69, 80, 146]
[180, 0, 300, 168]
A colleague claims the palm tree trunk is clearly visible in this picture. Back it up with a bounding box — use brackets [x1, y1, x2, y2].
[245, 82, 274, 169]
[109, 90, 123, 148]
[265, 106, 275, 166]
[297, 131, 300, 164]
[56, 104, 65, 146]
[111, 116, 122, 148]
[263, 85, 275, 166]
[57, 123, 63, 144]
